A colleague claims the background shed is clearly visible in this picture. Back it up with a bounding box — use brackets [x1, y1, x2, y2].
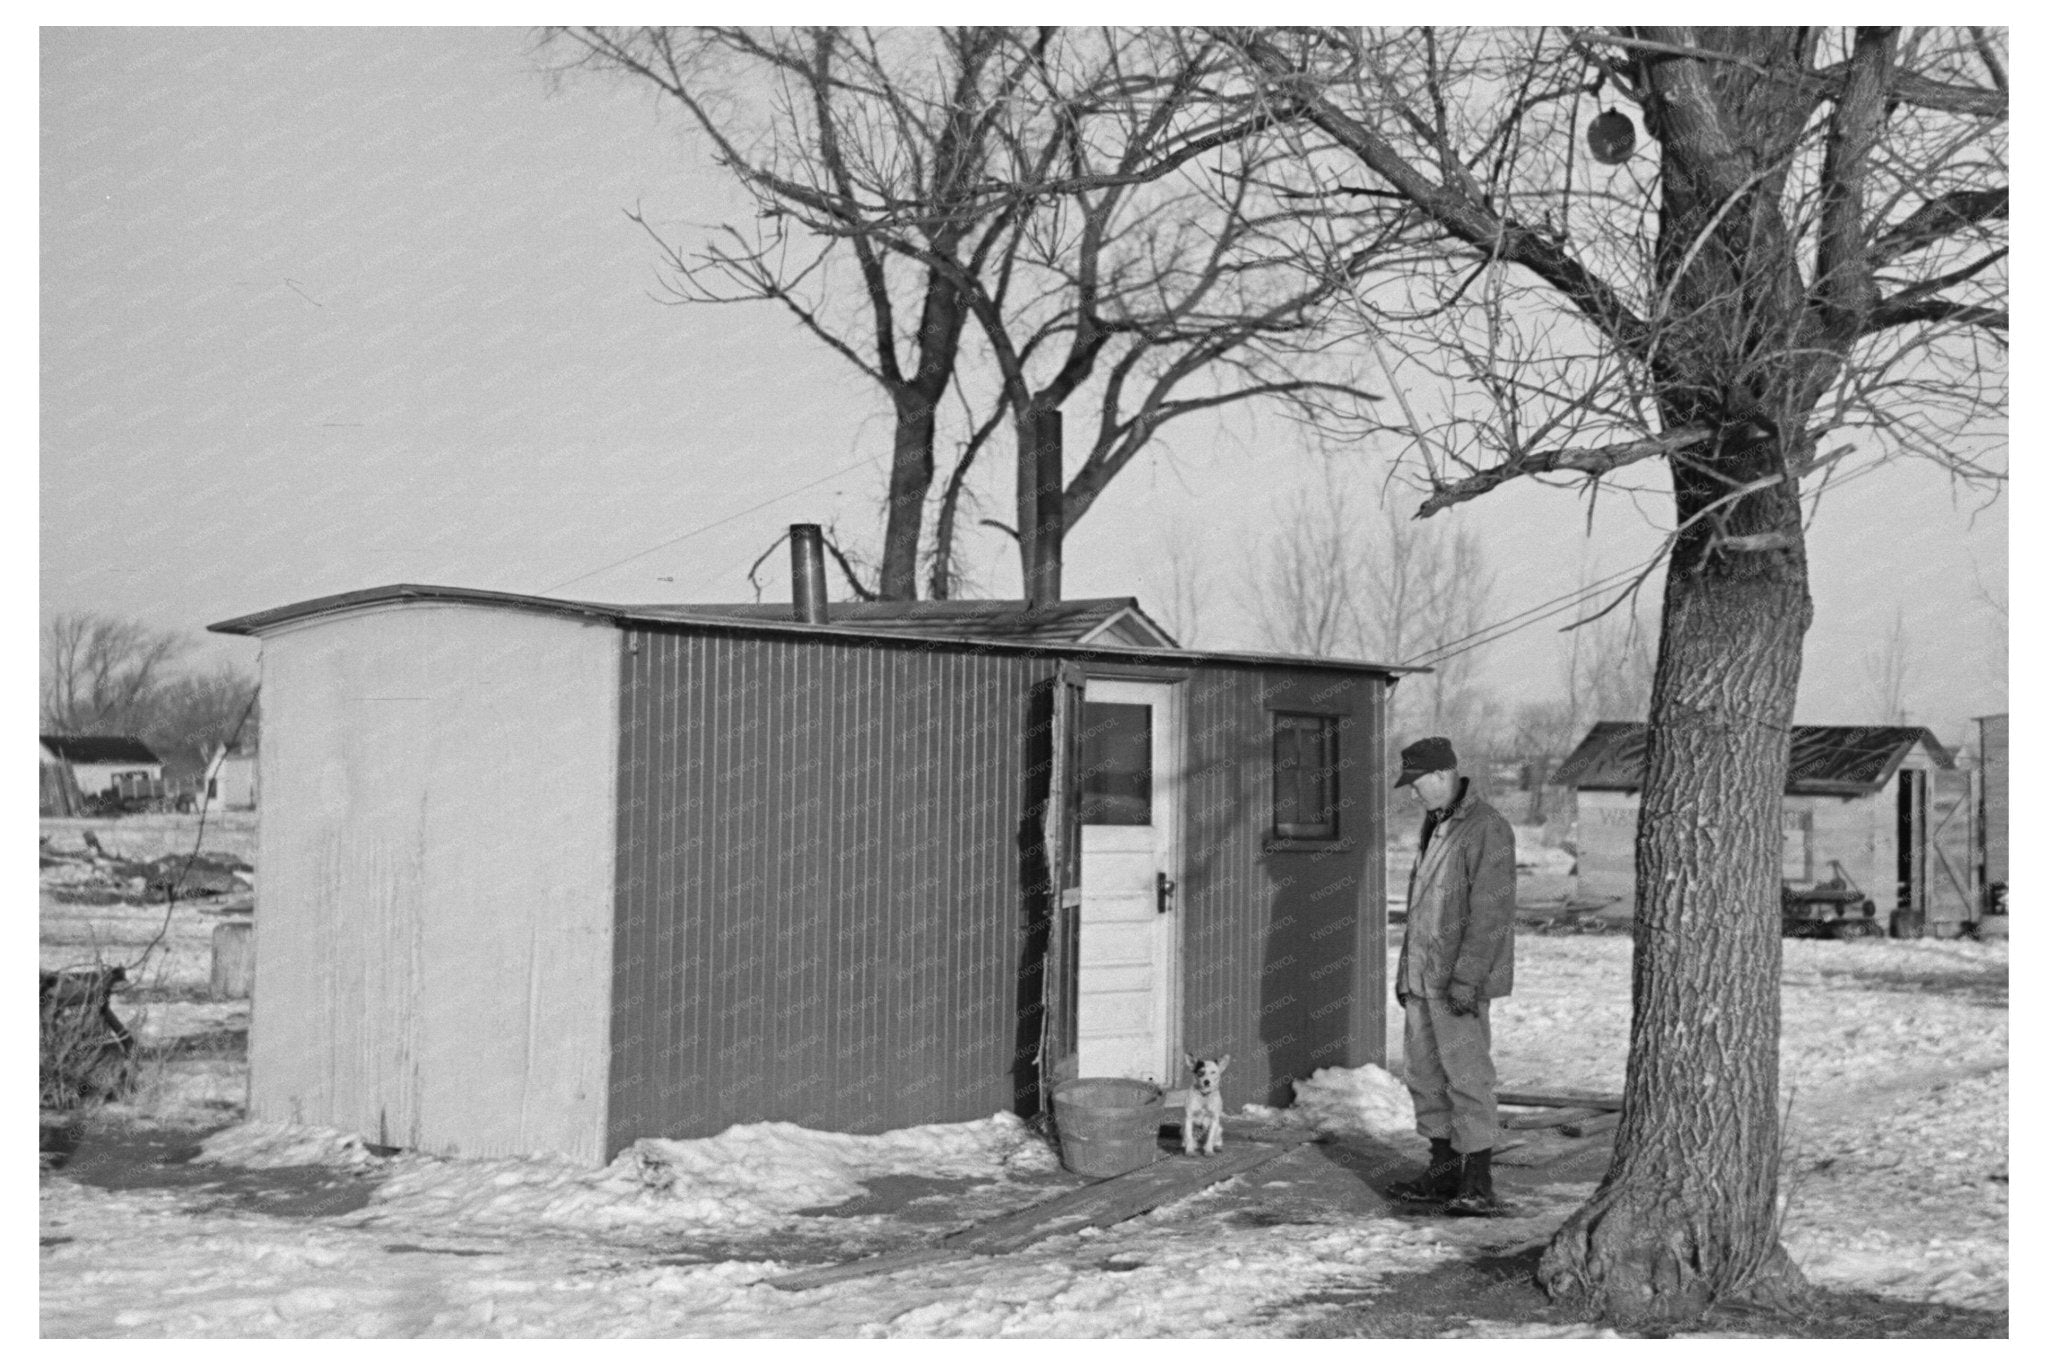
[39, 746, 84, 816]
[1975, 712, 2007, 911]
[213, 584, 1403, 1164]
[203, 744, 259, 810]
[1555, 721, 1974, 935]
[39, 735, 164, 802]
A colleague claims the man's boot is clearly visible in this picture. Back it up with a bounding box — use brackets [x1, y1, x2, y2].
[1387, 1138, 1461, 1203]
[1444, 1147, 1504, 1216]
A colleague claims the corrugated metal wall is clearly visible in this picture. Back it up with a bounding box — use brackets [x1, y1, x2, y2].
[1178, 666, 1386, 1107]
[608, 628, 1388, 1149]
[609, 629, 1054, 1147]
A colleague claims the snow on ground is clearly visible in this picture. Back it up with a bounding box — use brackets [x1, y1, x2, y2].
[198, 1113, 1062, 1238]
[40, 817, 2007, 1335]
[39, 1165, 1524, 1338]
[1480, 933, 2009, 1311]
[41, 812, 259, 866]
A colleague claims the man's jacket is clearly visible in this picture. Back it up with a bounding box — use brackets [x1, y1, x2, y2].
[1397, 780, 1517, 999]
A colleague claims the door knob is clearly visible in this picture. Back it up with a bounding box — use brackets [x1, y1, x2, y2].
[1157, 872, 1177, 914]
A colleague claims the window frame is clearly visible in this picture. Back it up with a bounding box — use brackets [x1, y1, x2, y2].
[1270, 710, 1342, 843]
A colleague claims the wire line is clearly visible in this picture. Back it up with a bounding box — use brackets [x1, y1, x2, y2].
[1401, 556, 1654, 668]
[1401, 451, 1891, 671]
[538, 455, 878, 596]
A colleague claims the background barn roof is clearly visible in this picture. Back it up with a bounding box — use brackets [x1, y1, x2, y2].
[1552, 721, 1954, 796]
[40, 735, 162, 765]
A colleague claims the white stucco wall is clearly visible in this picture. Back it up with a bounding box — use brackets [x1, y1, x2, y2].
[249, 603, 619, 1163]
[205, 752, 258, 809]
[68, 760, 163, 795]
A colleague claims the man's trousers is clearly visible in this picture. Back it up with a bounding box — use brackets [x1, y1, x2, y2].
[1403, 995, 1498, 1153]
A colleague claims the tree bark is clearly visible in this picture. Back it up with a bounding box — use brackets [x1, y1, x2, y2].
[880, 392, 939, 601]
[1536, 28, 1836, 1321]
[1537, 439, 1814, 1319]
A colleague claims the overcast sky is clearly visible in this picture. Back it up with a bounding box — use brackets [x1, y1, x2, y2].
[37, 27, 2011, 747]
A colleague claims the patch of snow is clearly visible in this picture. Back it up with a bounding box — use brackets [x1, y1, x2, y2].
[40, 860, 112, 887]
[199, 1121, 393, 1172]
[199, 1112, 1060, 1236]
[1447, 1320, 1623, 1338]
[1245, 1064, 1417, 1138]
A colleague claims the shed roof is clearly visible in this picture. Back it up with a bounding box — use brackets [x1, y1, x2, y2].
[1552, 721, 1953, 796]
[40, 735, 161, 765]
[208, 583, 1422, 676]
[642, 596, 1178, 647]
[156, 746, 211, 782]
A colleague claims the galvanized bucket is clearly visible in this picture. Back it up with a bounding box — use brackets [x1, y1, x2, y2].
[1052, 1077, 1164, 1178]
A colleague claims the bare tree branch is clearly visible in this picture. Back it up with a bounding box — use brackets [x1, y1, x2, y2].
[1416, 426, 1714, 516]
[1867, 186, 2009, 265]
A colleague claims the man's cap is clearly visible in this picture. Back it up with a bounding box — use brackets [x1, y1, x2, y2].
[1393, 736, 1458, 787]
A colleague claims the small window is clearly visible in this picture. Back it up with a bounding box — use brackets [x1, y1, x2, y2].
[1080, 701, 1152, 825]
[1273, 713, 1339, 840]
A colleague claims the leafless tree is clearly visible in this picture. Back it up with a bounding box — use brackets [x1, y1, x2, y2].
[1858, 604, 1914, 724]
[1508, 698, 1579, 766]
[1141, 520, 1212, 648]
[552, 27, 1379, 600]
[42, 613, 191, 737]
[1226, 25, 2006, 1320]
[142, 663, 261, 759]
[1562, 561, 1657, 730]
[1970, 554, 2007, 704]
[1503, 563, 1656, 815]
[551, 27, 1023, 600]
[1248, 461, 1497, 742]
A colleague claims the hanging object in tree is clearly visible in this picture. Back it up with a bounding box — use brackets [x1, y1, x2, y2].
[1587, 108, 1636, 164]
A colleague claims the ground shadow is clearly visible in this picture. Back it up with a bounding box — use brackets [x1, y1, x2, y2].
[46, 1121, 379, 1220]
[141, 1026, 249, 1060]
[1287, 1244, 2008, 1339]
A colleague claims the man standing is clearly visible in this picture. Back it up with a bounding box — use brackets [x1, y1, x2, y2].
[1386, 736, 1516, 1216]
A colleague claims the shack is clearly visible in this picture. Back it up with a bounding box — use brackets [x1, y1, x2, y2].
[203, 743, 259, 811]
[1554, 721, 1973, 935]
[39, 745, 84, 816]
[1975, 712, 2007, 912]
[38, 735, 164, 804]
[210, 572, 1410, 1164]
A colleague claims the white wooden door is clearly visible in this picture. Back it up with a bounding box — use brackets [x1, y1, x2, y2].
[1076, 678, 1180, 1083]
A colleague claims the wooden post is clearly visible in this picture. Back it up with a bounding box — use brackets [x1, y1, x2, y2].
[211, 919, 254, 999]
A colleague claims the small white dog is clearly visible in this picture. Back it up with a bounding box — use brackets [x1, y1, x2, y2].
[1182, 1053, 1231, 1156]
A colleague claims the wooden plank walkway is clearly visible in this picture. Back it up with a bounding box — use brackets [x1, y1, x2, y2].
[1496, 1087, 1623, 1112]
[768, 1129, 1318, 1291]
[1500, 1105, 1607, 1131]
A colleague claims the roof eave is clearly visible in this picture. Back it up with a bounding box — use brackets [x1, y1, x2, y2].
[209, 583, 1424, 677]
[1788, 780, 1880, 798]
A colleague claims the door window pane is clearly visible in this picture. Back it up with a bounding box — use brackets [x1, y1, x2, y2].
[1080, 702, 1152, 825]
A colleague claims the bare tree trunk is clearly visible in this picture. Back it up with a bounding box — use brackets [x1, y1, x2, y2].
[1014, 403, 1066, 604]
[1540, 428, 1815, 1319]
[881, 393, 940, 600]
